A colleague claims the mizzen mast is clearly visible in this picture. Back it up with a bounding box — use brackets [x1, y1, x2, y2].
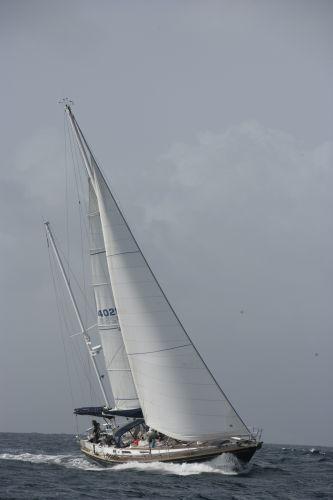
[45, 221, 110, 408]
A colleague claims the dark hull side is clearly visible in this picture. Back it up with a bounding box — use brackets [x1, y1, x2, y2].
[232, 445, 259, 464]
[82, 443, 261, 467]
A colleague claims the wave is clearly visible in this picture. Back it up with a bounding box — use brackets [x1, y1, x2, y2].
[113, 454, 249, 476]
[0, 453, 101, 471]
[0, 451, 248, 476]
[281, 447, 327, 457]
[0, 453, 70, 464]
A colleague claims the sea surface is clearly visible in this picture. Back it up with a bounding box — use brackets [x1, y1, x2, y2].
[0, 433, 332, 499]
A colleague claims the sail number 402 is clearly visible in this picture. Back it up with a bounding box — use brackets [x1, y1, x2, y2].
[98, 308, 117, 317]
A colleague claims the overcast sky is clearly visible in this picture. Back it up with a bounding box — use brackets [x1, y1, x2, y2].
[0, 0, 332, 446]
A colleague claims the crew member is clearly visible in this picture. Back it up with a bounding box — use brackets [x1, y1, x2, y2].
[91, 419, 101, 443]
[147, 428, 157, 448]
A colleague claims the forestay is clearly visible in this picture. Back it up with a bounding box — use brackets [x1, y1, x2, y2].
[88, 179, 140, 411]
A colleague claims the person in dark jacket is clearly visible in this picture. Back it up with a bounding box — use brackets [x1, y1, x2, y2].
[91, 420, 101, 443]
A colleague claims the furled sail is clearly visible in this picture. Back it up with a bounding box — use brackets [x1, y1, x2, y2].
[88, 179, 140, 411]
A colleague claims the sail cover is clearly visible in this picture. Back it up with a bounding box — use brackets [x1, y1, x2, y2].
[88, 180, 140, 411]
[89, 162, 250, 442]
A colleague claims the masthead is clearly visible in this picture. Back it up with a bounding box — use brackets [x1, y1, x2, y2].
[58, 97, 74, 110]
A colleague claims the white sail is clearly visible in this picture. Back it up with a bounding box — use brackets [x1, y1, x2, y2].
[90, 162, 250, 442]
[67, 107, 250, 441]
[88, 179, 140, 411]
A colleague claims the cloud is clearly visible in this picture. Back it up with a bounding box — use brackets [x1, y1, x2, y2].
[128, 121, 333, 444]
[138, 121, 332, 246]
[1, 118, 332, 443]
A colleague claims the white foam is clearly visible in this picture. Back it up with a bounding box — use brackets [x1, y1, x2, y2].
[0, 453, 70, 464]
[113, 453, 247, 476]
[0, 453, 101, 470]
[0, 451, 248, 475]
[67, 457, 105, 470]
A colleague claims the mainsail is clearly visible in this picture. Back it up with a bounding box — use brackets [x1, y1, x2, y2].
[68, 106, 250, 442]
[88, 179, 140, 411]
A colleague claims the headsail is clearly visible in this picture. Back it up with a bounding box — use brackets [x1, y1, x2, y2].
[67, 106, 250, 442]
[93, 166, 249, 441]
[88, 179, 140, 411]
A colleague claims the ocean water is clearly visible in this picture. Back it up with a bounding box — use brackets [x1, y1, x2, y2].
[0, 433, 332, 499]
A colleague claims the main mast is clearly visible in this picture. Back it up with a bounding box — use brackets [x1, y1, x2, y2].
[65, 103, 94, 182]
[61, 100, 141, 414]
[62, 103, 251, 441]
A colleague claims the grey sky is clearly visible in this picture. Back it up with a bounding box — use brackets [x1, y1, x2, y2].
[0, 0, 332, 446]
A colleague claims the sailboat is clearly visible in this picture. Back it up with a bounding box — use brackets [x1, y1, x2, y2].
[45, 101, 262, 465]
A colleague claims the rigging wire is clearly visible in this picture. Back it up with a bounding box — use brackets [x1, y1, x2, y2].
[53, 258, 88, 402]
[48, 238, 85, 400]
[65, 117, 104, 405]
[66, 118, 89, 325]
[63, 111, 70, 279]
[49, 227, 101, 405]
[67, 118, 98, 405]
[46, 234, 76, 410]
[51, 229, 96, 318]
[67, 118, 130, 395]
[58, 117, 103, 406]
[49, 219, 102, 409]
